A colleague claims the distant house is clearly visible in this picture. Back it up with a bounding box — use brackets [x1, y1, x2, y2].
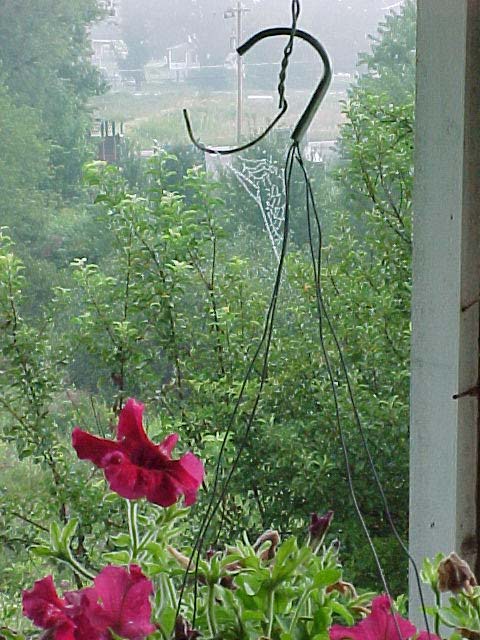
[90, 0, 126, 88]
[97, 0, 119, 17]
[167, 41, 200, 81]
[91, 38, 127, 87]
[304, 140, 337, 164]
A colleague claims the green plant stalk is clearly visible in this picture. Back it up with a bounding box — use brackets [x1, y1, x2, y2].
[206, 583, 217, 637]
[434, 588, 441, 637]
[127, 500, 140, 562]
[60, 549, 95, 581]
[267, 588, 276, 638]
[289, 587, 313, 633]
[167, 575, 177, 609]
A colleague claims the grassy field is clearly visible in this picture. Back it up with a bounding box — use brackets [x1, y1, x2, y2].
[91, 81, 347, 149]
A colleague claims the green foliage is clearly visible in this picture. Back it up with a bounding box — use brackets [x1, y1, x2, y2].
[0, 0, 105, 189]
[0, 231, 64, 462]
[358, 0, 416, 101]
[18, 495, 374, 640]
[0, 0, 107, 315]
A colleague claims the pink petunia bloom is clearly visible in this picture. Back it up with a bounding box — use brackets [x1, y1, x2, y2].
[329, 595, 424, 640]
[82, 565, 156, 640]
[22, 576, 75, 640]
[23, 565, 155, 640]
[72, 398, 204, 507]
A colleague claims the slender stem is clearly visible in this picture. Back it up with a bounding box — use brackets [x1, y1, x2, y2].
[10, 510, 49, 532]
[61, 549, 95, 581]
[267, 588, 275, 637]
[289, 588, 312, 633]
[206, 583, 217, 637]
[167, 575, 177, 608]
[434, 589, 441, 636]
[127, 501, 140, 562]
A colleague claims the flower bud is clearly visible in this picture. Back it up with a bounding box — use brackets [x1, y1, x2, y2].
[175, 615, 201, 639]
[326, 580, 358, 598]
[220, 575, 237, 590]
[167, 545, 191, 571]
[438, 552, 477, 593]
[206, 547, 216, 561]
[253, 530, 280, 561]
[309, 510, 334, 546]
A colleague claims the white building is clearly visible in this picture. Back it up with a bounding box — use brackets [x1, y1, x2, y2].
[90, 0, 126, 87]
[167, 41, 200, 82]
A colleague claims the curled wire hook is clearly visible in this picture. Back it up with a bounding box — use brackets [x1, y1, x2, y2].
[183, 27, 333, 155]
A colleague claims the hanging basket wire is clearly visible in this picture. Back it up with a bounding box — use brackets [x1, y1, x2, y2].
[178, 1, 431, 637]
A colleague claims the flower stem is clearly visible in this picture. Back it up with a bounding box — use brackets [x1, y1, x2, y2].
[267, 588, 275, 638]
[206, 583, 217, 637]
[127, 500, 140, 562]
[434, 589, 441, 636]
[289, 588, 312, 634]
[167, 575, 177, 608]
[60, 550, 95, 581]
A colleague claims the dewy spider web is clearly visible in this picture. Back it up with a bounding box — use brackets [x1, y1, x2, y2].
[179, 0, 432, 636]
[228, 154, 286, 262]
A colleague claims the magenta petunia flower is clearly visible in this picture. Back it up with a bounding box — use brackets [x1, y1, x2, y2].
[22, 575, 75, 640]
[80, 565, 156, 639]
[23, 565, 155, 640]
[329, 595, 419, 640]
[72, 398, 204, 507]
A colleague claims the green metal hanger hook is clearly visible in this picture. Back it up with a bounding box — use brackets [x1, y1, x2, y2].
[183, 26, 332, 154]
[239, 27, 332, 143]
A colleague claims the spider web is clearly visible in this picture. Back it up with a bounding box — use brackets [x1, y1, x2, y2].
[227, 155, 286, 262]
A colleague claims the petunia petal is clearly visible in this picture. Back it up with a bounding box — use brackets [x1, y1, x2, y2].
[329, 595, 418, 640]
[417, 632, 441, 640]
[23, 576, 67, 629]
[23, 576, 77, 640]
[117, 398, 147, 445]
[86, 565, 156, 640]
[103, 453, 153, 500]
[179, 452, 204, 486]
[368, 595, 416, 640]
[383, 612, 417, 640]
[54, 621, 78, 640]
[72, 428, 121, 467]
[158, 433, 179, 457]
[169, 453, 204, 506]
[145, 469, 183, 507]
[330, 624, 370, 640]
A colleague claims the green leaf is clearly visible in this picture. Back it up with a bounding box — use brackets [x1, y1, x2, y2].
[331, 601, 355, 625]
[30, 545, 54, 558]
[102, 551, 131, 564]
[274, 537, 298, 568]
[158, 606, 176, 637]
[110, 533, 131, 548]
[60, 518, 79, 547]
[313, 568, 342, 589]
[241, 574, 265, 596]
[50, 522, 62, 552]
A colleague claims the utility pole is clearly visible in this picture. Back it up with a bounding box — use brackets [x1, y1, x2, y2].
[236, 1, 243, 145]
[224, 2, 250, 144]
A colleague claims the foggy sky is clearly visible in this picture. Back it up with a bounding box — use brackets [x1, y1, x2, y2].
[116, 0, 406, 72]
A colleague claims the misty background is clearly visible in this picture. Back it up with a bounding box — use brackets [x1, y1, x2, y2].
[112, 0, 404, 71]
[91, 0, 407, 147]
